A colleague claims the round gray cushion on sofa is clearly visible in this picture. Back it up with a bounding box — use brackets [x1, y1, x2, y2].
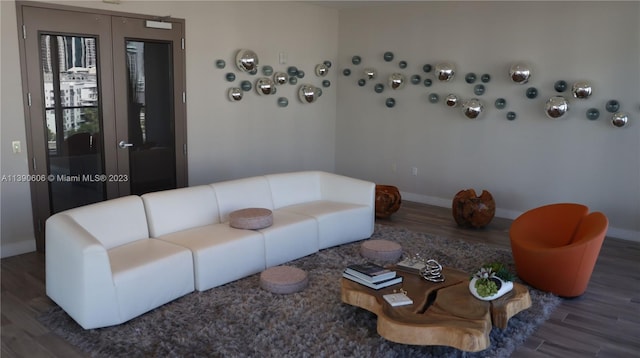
[260, 266, 308, 294]
[229, 208, 273, 230]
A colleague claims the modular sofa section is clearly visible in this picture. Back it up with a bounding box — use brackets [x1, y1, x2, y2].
[46, 196, 194, 329]
[266, 171, 375, 249]
[142, 185, 266, 291]
[211, 175, 320, 268]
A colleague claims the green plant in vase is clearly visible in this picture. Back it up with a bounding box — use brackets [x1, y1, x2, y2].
[470, 262, 515, 300]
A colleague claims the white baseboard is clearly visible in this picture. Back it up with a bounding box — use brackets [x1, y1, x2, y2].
[1, 239, 37, 259]
[400, 191, 640, 243]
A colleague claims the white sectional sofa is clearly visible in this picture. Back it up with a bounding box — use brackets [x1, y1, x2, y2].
[46, 171, 375, 329]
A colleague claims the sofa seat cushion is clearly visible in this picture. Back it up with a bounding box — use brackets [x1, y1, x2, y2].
[279, 201, 374, 249]
[260, 211, 319, 267]
[155, 224, 266, 291]
[108, 239, 194, 322]
[229, 208, 273, 230]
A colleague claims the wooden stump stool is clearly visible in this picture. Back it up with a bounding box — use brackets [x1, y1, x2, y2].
[452, 189, 495, 228]
[375, 185, 402, 218]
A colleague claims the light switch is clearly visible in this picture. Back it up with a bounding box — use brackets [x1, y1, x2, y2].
[12, 141, 21, 153]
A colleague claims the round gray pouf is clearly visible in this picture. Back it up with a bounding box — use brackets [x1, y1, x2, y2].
[260, 266, 308, 294]
[360, 239, 403, 262]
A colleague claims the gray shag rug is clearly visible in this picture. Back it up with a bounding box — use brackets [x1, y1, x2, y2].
[39, 224, 561, 357]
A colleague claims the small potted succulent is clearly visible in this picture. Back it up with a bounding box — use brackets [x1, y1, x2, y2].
[469, 262, 515, 301]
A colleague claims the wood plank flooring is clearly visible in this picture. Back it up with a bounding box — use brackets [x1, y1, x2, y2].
[2, 201, 639, 357]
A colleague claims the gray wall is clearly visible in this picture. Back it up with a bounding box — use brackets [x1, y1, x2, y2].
[335, 2, 640, 240]
[1, 1, 638, 257]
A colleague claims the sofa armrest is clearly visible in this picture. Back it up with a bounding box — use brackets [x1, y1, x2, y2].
[46, 214, 120, 329]
[319, 172, 375, 208]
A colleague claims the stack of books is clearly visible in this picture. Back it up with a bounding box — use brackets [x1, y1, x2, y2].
[342, 262, 402, 290]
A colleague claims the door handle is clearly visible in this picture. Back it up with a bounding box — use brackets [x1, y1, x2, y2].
[118, 140, 134, 149]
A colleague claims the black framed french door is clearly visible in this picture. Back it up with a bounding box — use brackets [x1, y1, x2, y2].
[17, 2, 187, 251]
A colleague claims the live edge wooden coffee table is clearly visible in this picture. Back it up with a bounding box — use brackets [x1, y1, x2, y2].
[340, 267, 531, 352]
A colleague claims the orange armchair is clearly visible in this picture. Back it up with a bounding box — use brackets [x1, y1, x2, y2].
[509, 203, 608, 297]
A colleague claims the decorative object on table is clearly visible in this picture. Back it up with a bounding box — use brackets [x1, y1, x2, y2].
[385, 98, 396, 108]
[410, 74, 421, 85]
[374, 184, 401, 218]
[509, 62, 531, 84]
[351, 55, 362, 65]
[422, 63, 432, 73]
[398, 60, 407, 69]
[240, 80, 252, 92]
[544, 96, 570, 119]
[374, 83, 384, 93]
[296, 70, 305, 79]
[225, 72, 236, 82]
[383, 51, 394, 62]
[215, 59, 225, 69]
[395, 252, 427, 274]
[469, 262, 514, 301]
[342, 68, 351, 76]
[360, 239, 403, 262]
[277, 97, 289, 108]
[428, 93, 439, 103]
[452, 189, 495, 228]
[481, 73, 491, 83]
[525, 87, 538, 99]
[507, 111, 517, 120]
[423, 78, 432, 87]
[420, 259, 445, 282]
[495, 97, 507, 109]
[383, 289, 413, 307]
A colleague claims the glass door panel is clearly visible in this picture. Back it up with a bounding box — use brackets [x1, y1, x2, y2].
[40, 34, 105, 213]
[125, 40, 176, 195]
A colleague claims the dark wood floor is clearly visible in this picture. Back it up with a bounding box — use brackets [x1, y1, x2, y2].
[2, 201, 639, 357]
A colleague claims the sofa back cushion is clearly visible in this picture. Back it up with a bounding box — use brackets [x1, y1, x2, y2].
[266, 171, 322, 209]
[64, 195, 149, 249]
[142, 185, 219, 237]
[211, 176, 275, 222]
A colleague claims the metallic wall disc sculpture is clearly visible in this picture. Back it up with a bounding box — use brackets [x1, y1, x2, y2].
[611, 112, 629, 128]
[435, 62, 455, 82]
[298, 84, 320, 103]
[274, 72, 288, 85]
[572, 81, 593, 99]
[544, 96, 570, 119]
[364, 68, 377, 80]
[236, 49, 259, 72]
[315, 63, 329, 77]
[255, 77, 276, 95]
[462, 98, 484, 119]
[388, 73, 406, 89]
[445, 94, 459, 107]
[509, 62, 532, 84]
[227, 87, 243, 102]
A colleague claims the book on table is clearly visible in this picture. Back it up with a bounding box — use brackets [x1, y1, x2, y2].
[344, 262, 396, 283]
[342, 271, 403, 290]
